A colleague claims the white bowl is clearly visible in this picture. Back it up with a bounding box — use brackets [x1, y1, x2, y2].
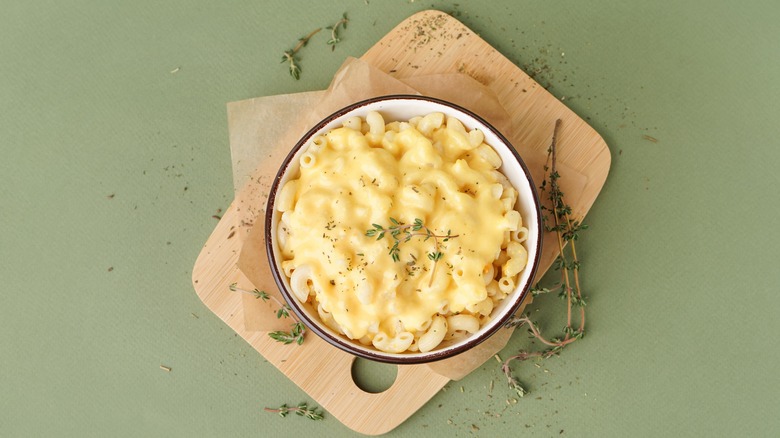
[265, 95, 541, 364]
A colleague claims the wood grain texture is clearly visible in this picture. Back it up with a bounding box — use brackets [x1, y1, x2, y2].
[192, 10, 610, 435]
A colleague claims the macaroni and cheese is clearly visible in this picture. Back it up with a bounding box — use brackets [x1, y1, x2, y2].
[275, 111, 529, 354]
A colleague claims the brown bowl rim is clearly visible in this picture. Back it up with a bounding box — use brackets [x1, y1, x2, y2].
[265, 94, 542, 364]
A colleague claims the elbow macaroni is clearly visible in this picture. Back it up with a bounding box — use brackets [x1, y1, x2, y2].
[276, 111, 529, 354]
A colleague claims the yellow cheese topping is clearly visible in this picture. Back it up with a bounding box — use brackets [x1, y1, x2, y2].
[277, 112, 527, 353]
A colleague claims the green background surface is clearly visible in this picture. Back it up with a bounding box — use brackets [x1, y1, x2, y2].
[2, 1, 779, 436]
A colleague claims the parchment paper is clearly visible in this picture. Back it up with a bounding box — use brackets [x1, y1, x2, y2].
[228, 57, 552, 378]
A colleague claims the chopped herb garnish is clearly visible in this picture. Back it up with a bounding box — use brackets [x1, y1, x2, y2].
[366, 218, 458, 286]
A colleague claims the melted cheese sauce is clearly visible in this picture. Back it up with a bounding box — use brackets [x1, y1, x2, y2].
[280, 115, 523, 348]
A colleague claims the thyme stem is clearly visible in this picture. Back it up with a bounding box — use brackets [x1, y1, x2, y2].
[326, 13, 349, 50]
[548, 119, 574, 340]
[428, 233, 440, 287]
[229, 283, 305, 345]
[264, 402, 324, 420]
[502, 119, 588, 397]
[294, 28, 322, 53]
[229, 283, 288, 311]
[281, 27, 321, 80]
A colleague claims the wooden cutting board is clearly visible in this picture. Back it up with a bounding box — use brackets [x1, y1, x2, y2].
[192, 10, 610, 435]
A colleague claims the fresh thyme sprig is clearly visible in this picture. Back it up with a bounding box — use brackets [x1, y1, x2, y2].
[268, 322, 306, 345]
[326, 13, 349, 51]
[530, 284, 560, 297]
[502, 119, 588, 397]
[276, 305, 291, 319]
[280, 27, 322, 80]
[229, 282, 270, 301]
[279, 13, 349, 79]
[500, 353, 532, 398]
[229, 283, 305, 345]
[264, 402, 324, 420]
[366, 218, 457, 287]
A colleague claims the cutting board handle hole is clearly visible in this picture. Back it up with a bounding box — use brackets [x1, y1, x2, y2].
[350, 357, 398, 394]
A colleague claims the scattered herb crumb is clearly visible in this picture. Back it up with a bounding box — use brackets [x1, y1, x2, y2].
[642, 134, 659, 143]
[160, 365, 172, 372]
[107, 266, 113, 272]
